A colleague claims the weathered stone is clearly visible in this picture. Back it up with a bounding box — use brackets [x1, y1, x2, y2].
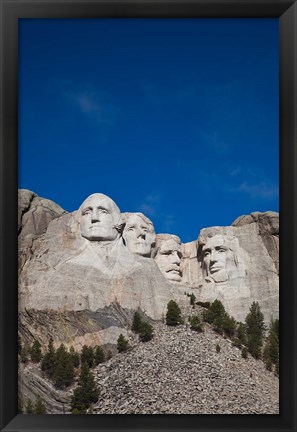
[18, 189, 66, 274]
[18, 363, 72, 414]
[153, 234, 183, 283]
[196, 224, 279, 323]
[180, 240, 199, 286]
[19, 194, 177, 326]
[122, 212, 156, 257]
[232, 211, 279, 274]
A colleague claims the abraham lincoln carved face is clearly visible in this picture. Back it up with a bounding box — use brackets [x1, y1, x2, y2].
[201, 235, 240, 283]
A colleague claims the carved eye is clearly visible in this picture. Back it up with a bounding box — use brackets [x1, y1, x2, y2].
[100, 209, 108, 214]
[82, 210, 91, 216]
[128, 227, 135, 231]
[218, 248, 226, 253]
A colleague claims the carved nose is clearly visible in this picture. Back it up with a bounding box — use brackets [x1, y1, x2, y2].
[210, 255, 217, 264]
[91, 210, 100, 222]
[172, 252, 181, 264]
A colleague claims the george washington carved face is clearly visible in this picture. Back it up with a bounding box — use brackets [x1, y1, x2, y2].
[123, 213, 156, 257]
[79, 193, 122, 242]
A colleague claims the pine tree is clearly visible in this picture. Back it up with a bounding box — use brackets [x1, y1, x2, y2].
[70, 346, 80, 368]
[20, 344, 30, 364]
[94, 346, 105, 365]
[166, 300, 182, 326]
[72, 408, 81, 414]
[41, 337, 56, 378]
[30, 340, 42, 363]
[245, 302, 265, 359]
[71, 362, 100, 413]
[53, 344, 75, 389]
[272, 319, 279, 339]
[190, 293, 196, 307]
[138, 321, 154, 342]
[132, 311, 142, 333]
[236, 322, 247, 346]
[81, 345, 94, 368]
[26, 399, 34, 414]
[34, 396, 46, 414]
[117, 334, 129, 352]
[241, 346, 248, 359]
[189, 315, 203, 332]
[203, 299, 226, 325]
[263, 319, 279, 371]
[222, 315, 236, 338]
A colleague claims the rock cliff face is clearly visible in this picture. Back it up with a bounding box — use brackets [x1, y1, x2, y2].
[180, 220, 279, 323]
[18, 189, 66, 275]
[18, 190, 279, 415]
[232, 211, 279, 274]
[18, 190, 279, 348]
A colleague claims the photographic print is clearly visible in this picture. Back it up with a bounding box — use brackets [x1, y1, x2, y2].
[18, 18, 279, 415]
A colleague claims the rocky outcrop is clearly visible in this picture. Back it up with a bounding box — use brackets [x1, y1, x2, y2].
[18, 189, 66, 274]
[19, 363, 72, 414]
[232, 211, 279, 274]
[18, 305, 141, 352]
[179, 215, 279, 323]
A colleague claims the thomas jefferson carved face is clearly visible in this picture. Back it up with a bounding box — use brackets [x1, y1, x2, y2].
[154, 235, 182, 282]
[79, 194, 122, 242]
[202, 235, 236, 283]
[123, 213, 156, 257]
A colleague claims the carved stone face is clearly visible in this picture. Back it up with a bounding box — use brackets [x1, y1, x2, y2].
[123, 213, 156, 257]
[154, 235, 182, 282]
[79, 194, 121, 242]
[202, 235, 235, 283]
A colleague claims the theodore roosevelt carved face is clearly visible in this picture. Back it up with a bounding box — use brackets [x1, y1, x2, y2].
[123, 213, 156, 257]
[79, 193, 122, 242]
[201, 235, 239, 283]
[154, 234, 182, 283]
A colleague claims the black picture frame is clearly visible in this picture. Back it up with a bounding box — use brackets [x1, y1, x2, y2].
[0, 1, 296, 431]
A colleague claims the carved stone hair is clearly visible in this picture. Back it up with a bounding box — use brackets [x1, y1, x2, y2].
[77, 193, 125, 233]
[151, 234, 181, 259]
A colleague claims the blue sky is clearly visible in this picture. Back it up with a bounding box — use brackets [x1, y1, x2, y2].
[18, 18, 279, 243]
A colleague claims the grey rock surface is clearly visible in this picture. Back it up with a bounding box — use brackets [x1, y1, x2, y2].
[19, 363, 72, 414]
[18, 194, 181, 324]
[18, 189, 66, 274]
[93, 317, 279, 414]
[232, 211, 279, 274]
